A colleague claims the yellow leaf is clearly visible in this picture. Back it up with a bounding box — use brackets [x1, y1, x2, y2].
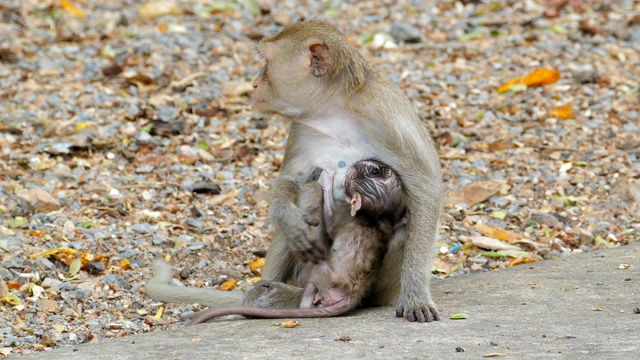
[281, 320, 299, 328]
[509, 257, 540, 267]
[219, 279, 238, 291]
[249, 257, 265, 275]
[523, 69, 560, 87]
[153, 307, 163, 319]
[32, 248, 78, 259]
[60, 0, 86, 18]
[0, 292, 22, 306]
[498, 68, 560, 93]
[550, 105, 574, 119]
[74, 122, 91, 131]
[120, 259, 132, 270]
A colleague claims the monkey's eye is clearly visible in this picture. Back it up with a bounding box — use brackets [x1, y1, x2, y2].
[368, 166, 382, 176]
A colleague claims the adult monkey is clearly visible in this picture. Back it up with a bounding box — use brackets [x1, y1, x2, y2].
[146, 20, 443, 323]
[254, 20, 443, 322]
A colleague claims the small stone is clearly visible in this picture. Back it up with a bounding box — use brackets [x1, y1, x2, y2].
[15, 189, 61, 213]
[389, 21, 422, 43]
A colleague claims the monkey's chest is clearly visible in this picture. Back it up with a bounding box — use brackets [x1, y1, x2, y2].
[301, 133, 376, 202]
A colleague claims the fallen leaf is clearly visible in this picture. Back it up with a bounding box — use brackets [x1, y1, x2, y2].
[550, 105, 574, 119]
[219, 279, 238, 291]
[0, 348, 11, 356]
[60, 0, 86, 18]
[490, 210, 507, 220]
[68, 257, 82, 277]
[138, 0, 183, 19]
[480, 250, 534, 258]
[470, 236, 521, 251]
[483, 353, 509, 358]
[120, 259, 132, 270]
[508, 257, 540, 267]
[0, 292, 22, 306]
[249, 258, 265, 275]
[450, 313, 469, 320]
[592, 306, 604, 311]
[281, 320, 299, 328]
[446, 180, 505, 207]
[473, 223, 521, 242]
[153, 307, 163, 319]
[498, 68, 560, 93]
[618, 264, 630, 270]
[42, 334, 56, 347]
[6, 217, 28, 229]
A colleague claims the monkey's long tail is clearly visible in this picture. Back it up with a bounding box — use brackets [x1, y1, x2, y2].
[190, 303, 351, 325]
[145, 260, 243, 308]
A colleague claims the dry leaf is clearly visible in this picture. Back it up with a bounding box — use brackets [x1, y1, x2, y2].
[474, 223, 521, 242]
[468, 236, 521, 251]
[550, 105, 574, 119]
[509, 257, 540, 267]
[281, 320, 299, 328]
[138, 0, 183, 19]
[249, 258, 265, 275]
[153, 307, 163, 319]
[0, 347, 12, 356]
[446, 180, 505, 207]
[120, 259, 132, 270]
[498, 68, 560, 93]
[219, 279, 238, 291]
[0, 292, 22, 306]
[60, 0, 86, 18]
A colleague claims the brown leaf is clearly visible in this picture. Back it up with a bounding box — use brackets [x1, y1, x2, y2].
[446, 180, 505, 207]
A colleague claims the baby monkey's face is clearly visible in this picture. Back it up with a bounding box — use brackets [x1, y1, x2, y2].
[345, 160, 403, 217]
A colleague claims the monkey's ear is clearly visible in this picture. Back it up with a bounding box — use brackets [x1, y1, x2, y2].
[350, 193, 362, 216]
[309, 42, 329, 78]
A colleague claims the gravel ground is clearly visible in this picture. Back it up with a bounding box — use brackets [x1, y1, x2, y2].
[0, 0, 639, 357]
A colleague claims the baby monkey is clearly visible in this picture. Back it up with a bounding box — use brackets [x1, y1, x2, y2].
[190, 159, 405, 324]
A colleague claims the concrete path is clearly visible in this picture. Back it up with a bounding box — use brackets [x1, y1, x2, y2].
[22, 243, 639, 360]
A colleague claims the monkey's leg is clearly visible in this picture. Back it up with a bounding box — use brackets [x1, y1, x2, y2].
[365, 227, 406, 307]
[242, 280, 304, 309]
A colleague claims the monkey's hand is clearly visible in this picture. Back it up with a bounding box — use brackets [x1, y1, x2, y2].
[282, 204, 327, 263]
[396, 292, 440, 323]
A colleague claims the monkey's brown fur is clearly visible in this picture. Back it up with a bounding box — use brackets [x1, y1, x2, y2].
[189, 161, 403, 324]
[255, 20, 443, 322]
[146, 20, 443, 323]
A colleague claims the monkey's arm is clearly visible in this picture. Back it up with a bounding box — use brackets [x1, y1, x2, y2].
[145, 260, 243, 308]
[318, 170, 337, 234]
[268, 161, 327, 264]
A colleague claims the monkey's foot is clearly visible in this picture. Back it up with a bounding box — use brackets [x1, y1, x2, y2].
[395, 297, 440, 323]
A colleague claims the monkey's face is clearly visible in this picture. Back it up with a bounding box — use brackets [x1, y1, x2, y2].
[345, 160, 403, 217]
[252, 40, 332, 117]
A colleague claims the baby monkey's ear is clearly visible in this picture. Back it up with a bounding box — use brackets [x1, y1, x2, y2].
[350, 193, 362, 216]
